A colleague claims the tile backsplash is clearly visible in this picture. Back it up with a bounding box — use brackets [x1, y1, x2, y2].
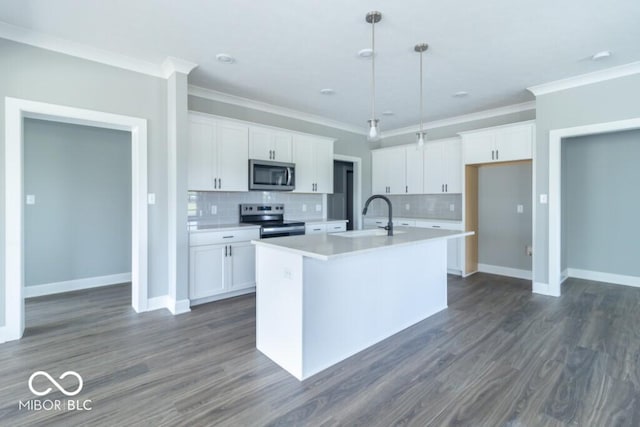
[365, 194, 462, 221]
[188, 191, 325, 224]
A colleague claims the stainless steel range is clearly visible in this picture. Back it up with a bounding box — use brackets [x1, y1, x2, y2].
[239, 203, 305, 238]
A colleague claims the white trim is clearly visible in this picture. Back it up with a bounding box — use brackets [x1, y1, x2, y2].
[566, 268, 640, 288]
[333, 154, 363, 230]
[190, 287, 256, 306]
[548, 117, 640, 299]
[188, 85, 365, 135]
[477, 264, 532, 280]
[532, 282, 560, 297]
[4, 97, 149, 342]
[162, 57, 198, 79]
[0, 327, 8, 344]
[0, 21, 198, 80]
[169, 299, 191, 315]
[382, 102, 536, 138]
[561, 269, 570, 284]
[23, 273, 132, 298]
[146, 295, 170, 312]
[527, 61, 640, 96]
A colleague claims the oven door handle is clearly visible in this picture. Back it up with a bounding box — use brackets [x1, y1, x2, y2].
[286, 167, 292, 187]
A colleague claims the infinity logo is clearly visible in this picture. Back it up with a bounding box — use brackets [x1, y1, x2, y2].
[28, 371, 83, 397]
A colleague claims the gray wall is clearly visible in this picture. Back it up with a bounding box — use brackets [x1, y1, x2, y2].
[534, 73, 640, 284]
[188, 96, 372, 198]
[561, 129, 640, 276]
[0, 39, 169, 326]
[377, 110, 536, 149]
[478, 163, 533, 271]
[24, 119, 131, 286]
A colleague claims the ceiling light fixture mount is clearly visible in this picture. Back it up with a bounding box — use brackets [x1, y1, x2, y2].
[365, 11, 382, 142]
[415, 43, 429, 147]
[216, 53, 235, 64]
[591, 50, 611, 61]
[320, 88, 335, 95]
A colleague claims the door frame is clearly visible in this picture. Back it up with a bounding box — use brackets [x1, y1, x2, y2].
[3, 97, 149, 343]
[334, 154, 362, 229]
[547, 117, 640, 297]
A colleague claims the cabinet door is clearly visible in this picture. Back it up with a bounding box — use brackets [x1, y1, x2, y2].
[371, 150, 388, 194]
[447, 239, 461, 272]
[273, 132, 293, 162]
[494, 124, 533, 162]
[443, 139, 462, 193]
[248, 126, 273, 161]
[314, 140, 334, 194]
[423, 141, 444, 194]
[306, 224, 327, 234]
[189, 245, 226, 299]
[228, 242, 256, 291]
[292, 135, 316, 193]
[386, 147, 407, 195]
[188, 119, 216, 191]
[217, 121, 249, 191]
[463, 133, 494, 165]
[405, 145, 424, 194]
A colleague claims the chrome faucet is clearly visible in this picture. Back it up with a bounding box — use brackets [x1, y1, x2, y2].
[362, 195, 393, 236]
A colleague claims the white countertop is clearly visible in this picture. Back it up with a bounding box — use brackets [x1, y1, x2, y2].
[300, 218, 349, 225]
[252, 227, 472, 261]
[188, 222, 260, 233]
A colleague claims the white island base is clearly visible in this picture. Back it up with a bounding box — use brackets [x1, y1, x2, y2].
[255, 236, 449, 381]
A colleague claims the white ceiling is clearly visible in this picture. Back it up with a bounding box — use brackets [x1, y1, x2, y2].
[1, 0, 639, 132]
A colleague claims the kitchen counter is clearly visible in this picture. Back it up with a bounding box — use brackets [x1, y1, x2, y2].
[254, 227, 473, 380]
[252, 227, 470, 261]
[298, 218, 349, 225]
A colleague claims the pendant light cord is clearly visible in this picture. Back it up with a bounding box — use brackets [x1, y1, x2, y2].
[371, 18, 376, 121]
[419, 49, 423, 133]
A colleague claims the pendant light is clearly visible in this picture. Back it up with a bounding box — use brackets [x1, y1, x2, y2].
[366, 11, 382, 142]
[415, 43, 429, 146]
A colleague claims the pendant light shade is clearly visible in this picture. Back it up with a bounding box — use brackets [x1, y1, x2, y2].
[415, 43, 429, 147]
[366, 11, 382, 142]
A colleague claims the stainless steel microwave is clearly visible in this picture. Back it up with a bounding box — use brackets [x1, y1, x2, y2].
[248, 159, 295, 191]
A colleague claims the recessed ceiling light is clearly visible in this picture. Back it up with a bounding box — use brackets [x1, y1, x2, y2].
[453, 91, 469, 98]
[382, 110, 395, 116]
[320, 88, 335, 95]
[358, 48, 373, 58]
[216, 53, 235, 64]
[591, 50, 611, 61]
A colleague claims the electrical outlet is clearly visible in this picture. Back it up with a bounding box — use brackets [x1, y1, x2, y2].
[405, 203, 410, 210]
[26, 195, 36, 205]
[302, 204, 307, 212]
[147, 193, 156, 205]
[211, 205, 217, 215]
[315, 204, 322, 212]
[540, 194, 548, 204]
[449, 204, 455, 212]
[526, 245, 533, 256]
[517, 204, 524, 214]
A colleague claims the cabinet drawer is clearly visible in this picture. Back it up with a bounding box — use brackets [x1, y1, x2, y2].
[306, 224, 327, 234]
[415, 220, 463, 231]
[190, 228, 260, 246]
[326, 222, 347, 233]
[396, 219, 416, 227]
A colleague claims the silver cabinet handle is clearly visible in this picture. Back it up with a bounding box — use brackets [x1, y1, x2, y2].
[445, 184, 448, 192]
[225, 245, 228, 256]
[432, 225, 441, 228]
[491, 150, 495, 160]
[406, 185, 408, 193]
[214, 178, 217, 189]
[229, 245, 232, 256]
[218, 178, 221, 188]
[223, 235, 234, 239]
[273, 150, 276, 159]
[496, 150, 499, 160]
[442, 184, 444, 192]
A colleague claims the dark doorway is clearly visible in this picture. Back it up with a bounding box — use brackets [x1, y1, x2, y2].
[328, 160, 355, 230]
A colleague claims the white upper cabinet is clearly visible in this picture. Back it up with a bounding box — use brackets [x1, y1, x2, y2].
[249, 126, 293, 162]
[462, 121, 534, 165]
[371, 146, 411, 195]
[372, 145, 424, 195]
[188, 113, 249, 192]
[292, 135, 334, 194]
[423, 138, 462, 194]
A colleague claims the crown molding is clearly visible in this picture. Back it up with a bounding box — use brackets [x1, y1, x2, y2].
[188, 85, 366, 135]
[527, 61, 640, 96]
[0, 21, 198, 80]
[162, 56, 198, 78]
[382, 101, 536, 138]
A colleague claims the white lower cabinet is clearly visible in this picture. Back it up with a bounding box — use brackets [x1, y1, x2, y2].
[306, 224, 327, 234]
[189, 227, 260, 304]
[415, 220, 463, 275]
[305, 221, 347, 234]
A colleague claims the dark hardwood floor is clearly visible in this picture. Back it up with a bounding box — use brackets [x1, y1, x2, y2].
[1, 274, 639, 426]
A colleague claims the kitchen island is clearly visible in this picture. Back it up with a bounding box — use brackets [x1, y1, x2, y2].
[252, 227, 472, 380]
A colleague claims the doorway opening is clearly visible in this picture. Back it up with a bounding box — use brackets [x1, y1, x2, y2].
[3, 97, 149, 343]
[329, 160, 355, 230]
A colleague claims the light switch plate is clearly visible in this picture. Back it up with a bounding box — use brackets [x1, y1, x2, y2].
[449, 204, 455, 212]
[302, 204, 307, 212]
[405, 204, 410, 210]
[539, 194, 548, 204]
[211, 205, 217, 215]
[148, 193, 156, 205]
[517, 204, 524, 213]
[26, 195, 36, 205]
[315, 204, 322, 212]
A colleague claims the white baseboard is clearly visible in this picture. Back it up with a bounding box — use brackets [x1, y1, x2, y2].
[561, 269, 569, 284]
[24, 273, 132, 298]
[146, 295, 191, 315]
[567, 268, 640, 288]
[190, 287, 255, 306]
[477, 264, 532, 280]
[0, 326, 7, 344]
